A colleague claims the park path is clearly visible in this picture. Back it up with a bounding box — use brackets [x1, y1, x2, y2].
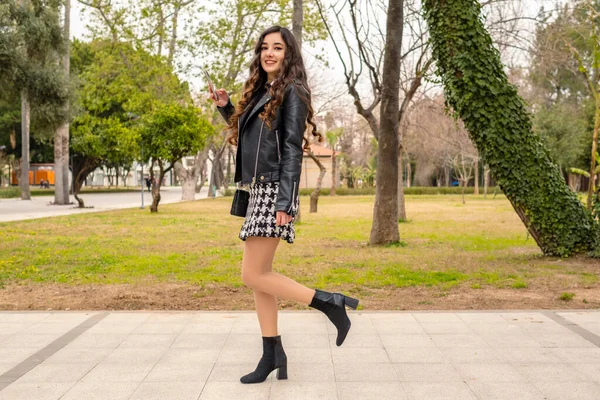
[0, 186, 213, 223]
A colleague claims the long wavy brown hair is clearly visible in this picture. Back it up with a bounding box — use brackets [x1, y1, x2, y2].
[226, 26, 322, 150]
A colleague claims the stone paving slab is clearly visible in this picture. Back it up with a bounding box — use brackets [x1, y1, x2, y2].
[0, 310, 598, 399]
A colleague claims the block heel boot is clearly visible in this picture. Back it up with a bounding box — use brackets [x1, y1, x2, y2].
[240, 335, 287, 384]
[309, 289, 360, 346]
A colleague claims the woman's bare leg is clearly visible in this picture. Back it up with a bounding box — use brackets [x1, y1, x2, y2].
[249, 238, 279, 337]
[253, 290, 278, 337]
[242, 237, 316, 326]
[242, 236, 357, 350]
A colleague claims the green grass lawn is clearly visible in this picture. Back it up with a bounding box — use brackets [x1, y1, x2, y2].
[1, 194, 599, 309]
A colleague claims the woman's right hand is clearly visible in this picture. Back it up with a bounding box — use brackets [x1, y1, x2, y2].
[208, 87, 229, 108]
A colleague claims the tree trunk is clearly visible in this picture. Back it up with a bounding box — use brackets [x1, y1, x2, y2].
[54, 126, 68, 202]
[398, 150, 407, 221]
[196, 149, 209, 193]
[346, 160, 354, 189]
[444, 165, 450, 187]
[121, 167, 129, 187]
[217, 156, 225, 190]
[167, 4, 179, 66]
[208, 159, 218, 197]
[331, 149, 337, 196]
[180, 177, 195, 200]
[174, 161, 194, 201]
[175, 149, 209, 201]
[225, 146, 232, 188]
[474, 155, 479, 195]
[568, 173, 581, 192]
[370, 0, 403, 245]
[308, 152, 326, 213]
[292, 0, 303, 51]
[20, 92, 31, 200]
[54, 0, 70, 205]
[72, 156, 98, 208]
[406, 162, 411, 188]
[293, 0, 303, 219]
[208, 143, 227, 197]
[150, 159, 164, 213]
[484, 164, 490, 198]
[106, 167, 113, 187]
[588, 103, 600, 209]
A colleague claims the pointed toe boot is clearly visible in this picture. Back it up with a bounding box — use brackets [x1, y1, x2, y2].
[309, 289, 359, 346]
[240, 335, 287, 384]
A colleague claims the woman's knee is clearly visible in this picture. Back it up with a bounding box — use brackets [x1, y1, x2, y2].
[242, 269, 259, 289]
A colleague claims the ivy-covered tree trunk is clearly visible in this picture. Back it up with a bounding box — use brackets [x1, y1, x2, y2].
[423, 0, 598, 256]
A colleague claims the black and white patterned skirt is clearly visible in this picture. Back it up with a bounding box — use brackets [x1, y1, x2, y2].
[239, 181, 299, 244]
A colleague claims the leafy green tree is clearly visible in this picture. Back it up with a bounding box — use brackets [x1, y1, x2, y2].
[137, 102, 214, 212]
[567, 3, 600, 210]
[529, 1, 600, 208]
[531, 0, 600, 209]
[533, 101, 589, 173]
[70, 39, 192, 207]
[529, 1, 599, 104]
[1, 0, 69, 199]
[71, 114, 136, 207]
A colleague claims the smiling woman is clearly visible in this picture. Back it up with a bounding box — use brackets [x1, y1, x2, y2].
[207, 25, 360, 384]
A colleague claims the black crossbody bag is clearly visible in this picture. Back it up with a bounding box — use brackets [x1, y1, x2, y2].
[230, 188, 250, 217]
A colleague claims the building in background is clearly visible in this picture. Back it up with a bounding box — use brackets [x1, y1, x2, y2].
[301, 145, 340, 190]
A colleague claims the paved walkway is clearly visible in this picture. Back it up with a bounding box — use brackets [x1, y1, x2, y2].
[0, 310, 599, 399]
[0, 187, 213, 222]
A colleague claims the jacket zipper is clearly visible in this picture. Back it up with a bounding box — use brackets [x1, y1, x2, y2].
[288, 180, 297, 213]
[275, 129, 281, 164]
[252, 120, 265, 184]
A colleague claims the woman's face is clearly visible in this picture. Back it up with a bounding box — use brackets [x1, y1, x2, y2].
[260, 32, 286, 81]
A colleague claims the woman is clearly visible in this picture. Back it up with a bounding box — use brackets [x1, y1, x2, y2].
[209, 26, 359, 384]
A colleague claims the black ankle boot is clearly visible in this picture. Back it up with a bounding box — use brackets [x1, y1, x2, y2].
[309, 289, 359, 346]
[240, 335, 287, 384]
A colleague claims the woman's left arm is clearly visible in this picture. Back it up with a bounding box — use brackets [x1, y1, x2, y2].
[275, 85, 308, 218]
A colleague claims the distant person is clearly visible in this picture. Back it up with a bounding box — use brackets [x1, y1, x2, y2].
[145, 177, 151, 192]
[209, 25, 359, 384]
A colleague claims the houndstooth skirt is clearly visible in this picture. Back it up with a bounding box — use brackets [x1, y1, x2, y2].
[239, 181, 299, 244]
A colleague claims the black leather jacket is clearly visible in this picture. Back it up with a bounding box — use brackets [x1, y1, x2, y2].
[217, 84, 308, 216]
